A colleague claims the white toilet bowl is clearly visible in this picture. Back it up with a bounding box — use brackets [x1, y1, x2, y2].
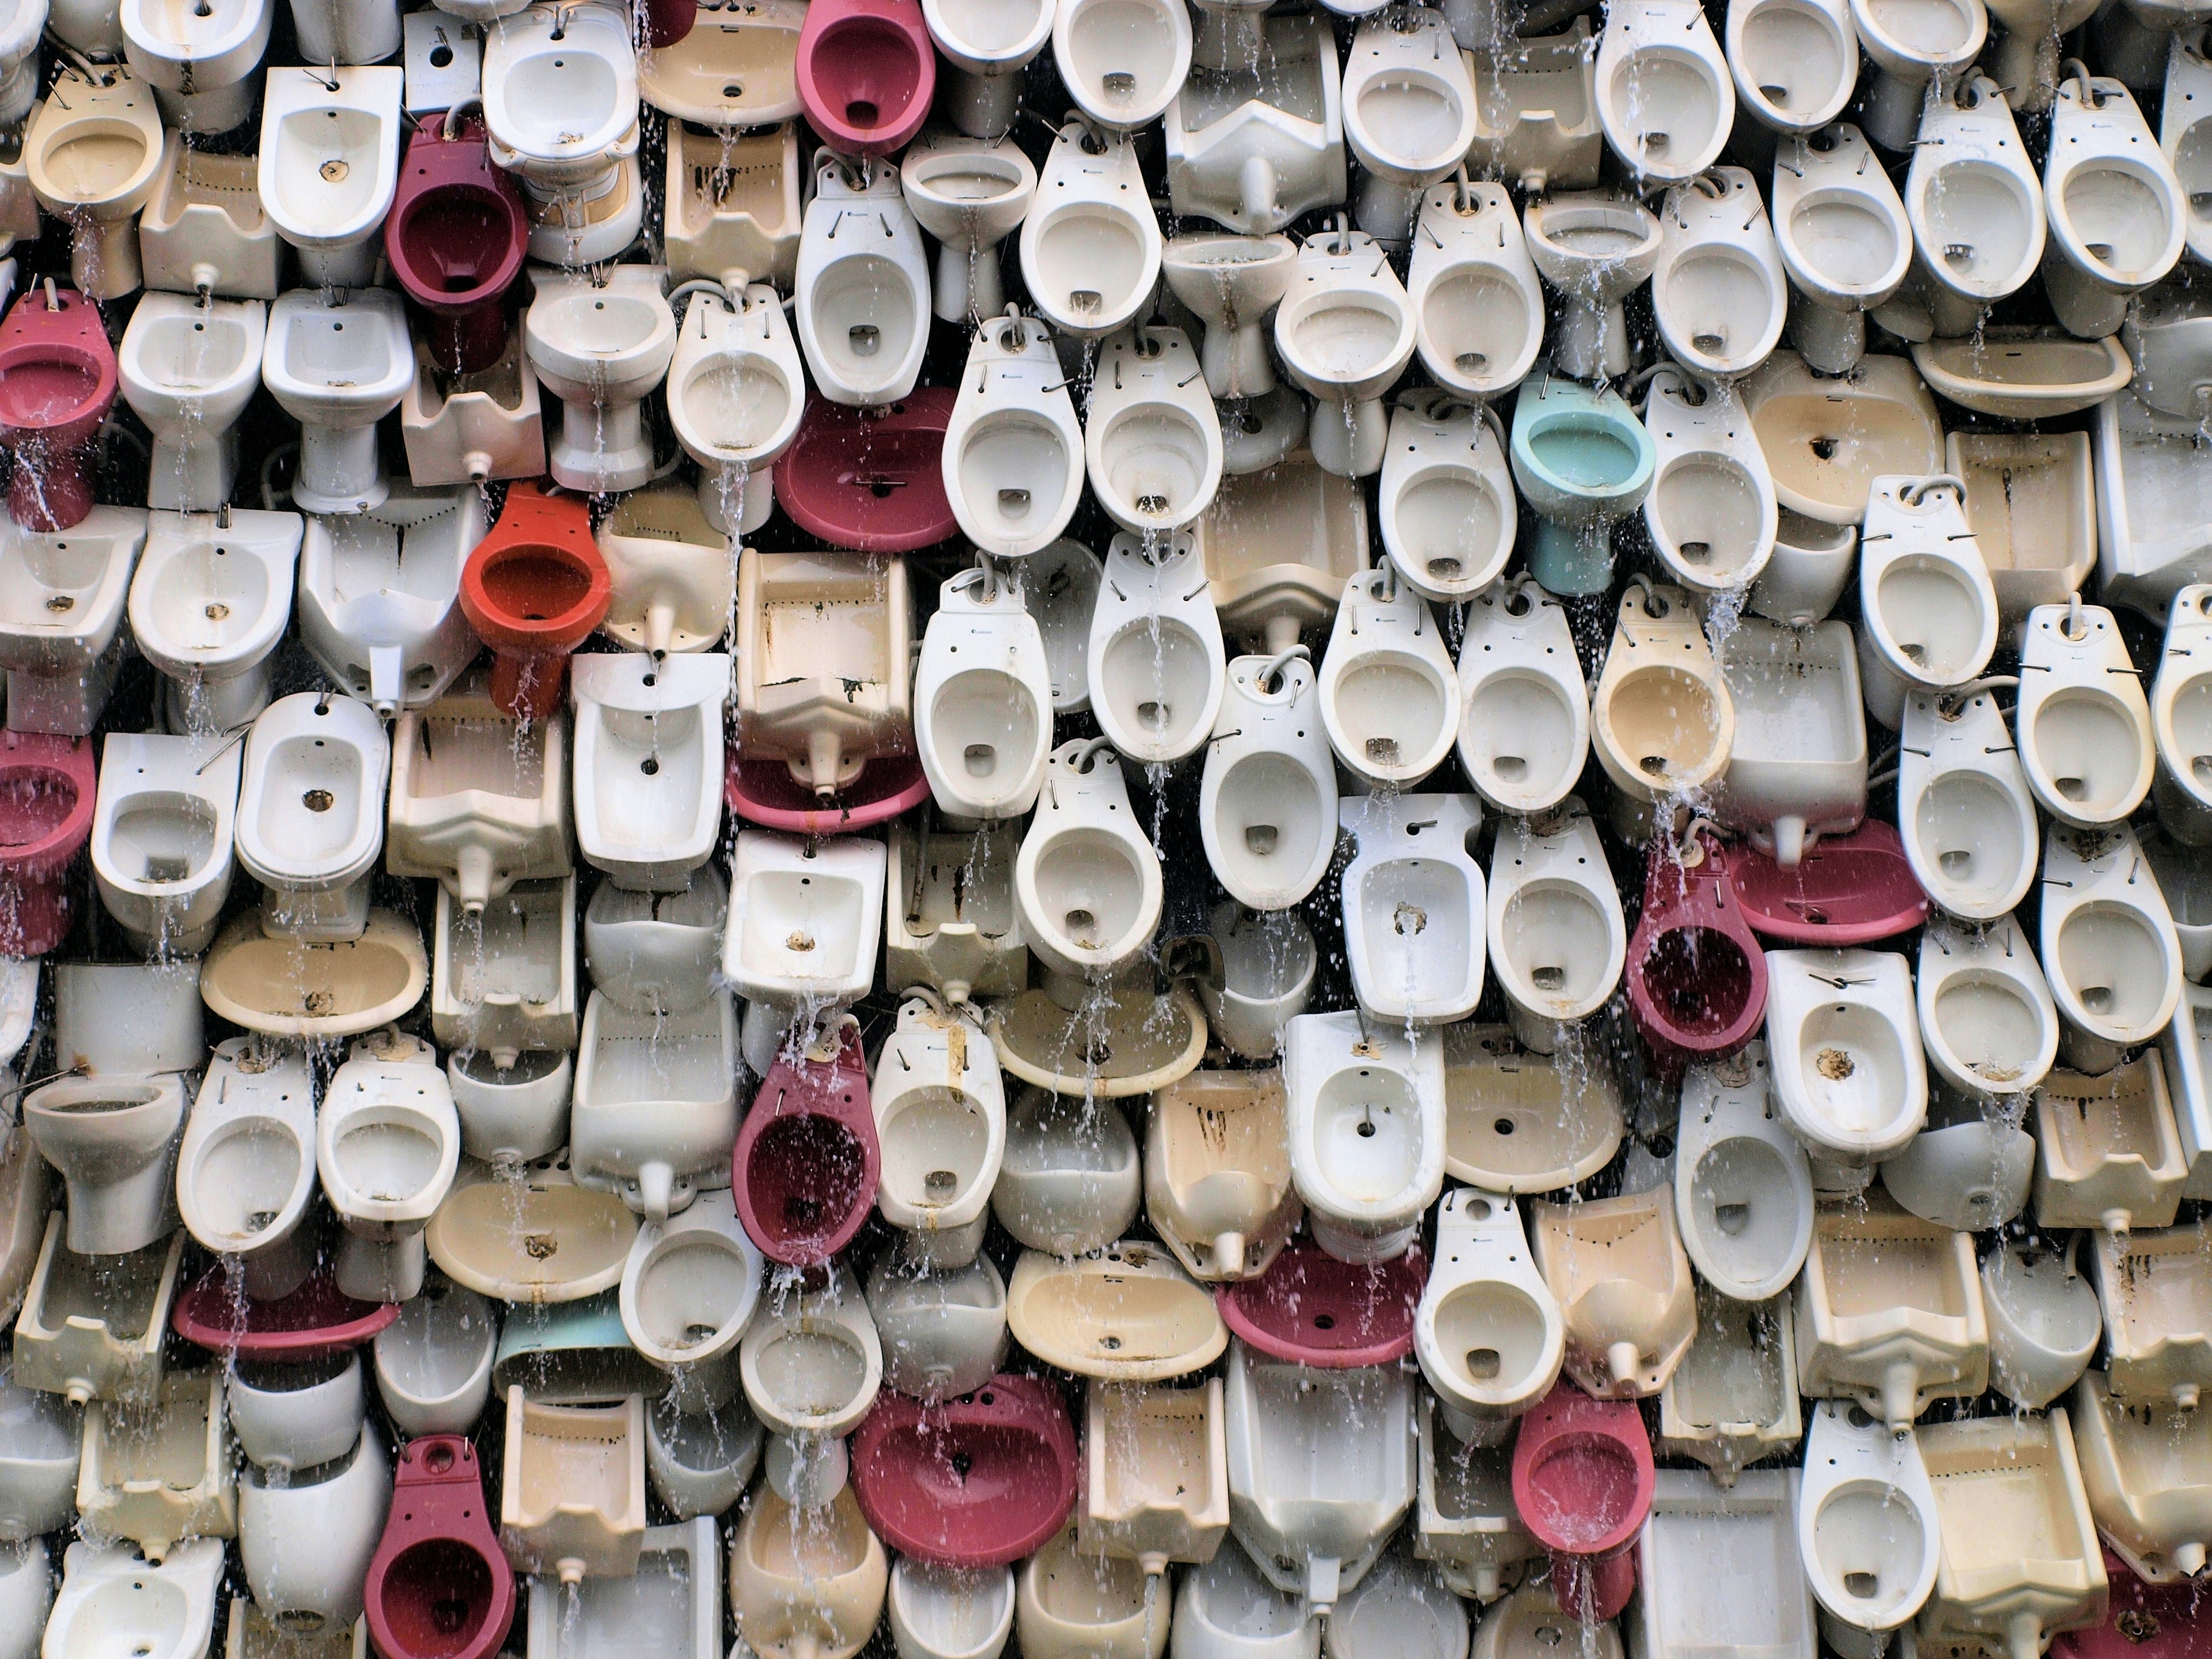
[525, 264, 677, 496]
[257, 66, 403, 287]
[1340, 7, 1479, 242]
[317, 1029, 461, 1302]
[1053, 0, 1192, 131]
[2040, 821, 2186, 1073]
[91, 731, 240, 959]
[1850, 0, 1987, 150]
[2017, 601, 2157, 828]
[1765, 946, 1929, 1189]
[23, 1070, 188, 1259]
[1271, 223, 1416, 477]
[1773, 125, 1914, 374]
[1727, 0, 1857, 133]
[994, 1089, 1142, 1255]
[1454, 578, 1588, 819]
[1193, 902, 1317, 1062]
[263, 287, 415, 517]
[618, 1189, 764, 1411]
[795, 153, 930, 407]
[1594, 0, 1735, 182]
[1085, 324, 1224, 533]
[373, 1279, 497, 1437]
[941, 310, 1085, 558]
[1641, 372, 1778, 601]
[1897, 684, 2040, 920]
[899, 130, 1037, 324]
[1019, 121, 1162, 342]
[916, 566, 1052, 822]
[1914, 913, 2059, 1103]
[1013, 738, 1162, 997]
[175, 1037, 316, 1302]
[235, 690, 390, 941]
[2154, 585, 2212, 844]
[1162, 234, 1299, 399]
[2162, 31, 2212, 267]
[1673, 1043, 1815, 1301]
[666, 285, 806, 537]
[1339, 791, 1487, 1028]
[1415, 1187, 1564, 1436]
[1855, 475, 2000, 728]
[1320, 563, 1459, 789]
[1283, 1009, 1446, 1263]
[119, 0, 271, 131]
[1378, 392, 1516, 602]
[1087, 528, 1226, 767]
[238, 1426, 387, 1634]
[569, 651, 728, 893]
[2041, 70, 2186, 340]
[1407, 181, 1544, 402]
[871, 998, 1005, 1269]
[1795, 1400, 1941, 1653]
[118, 297, 266, 514]
[1904, 74, 2044, 335]
[1200, 650, 1337, 915]
[1652, 167, 1786, 383]
[1520, 191, 1662, 381]
[128, 509, 301, 734]
[1486, 801, 1624, 1054]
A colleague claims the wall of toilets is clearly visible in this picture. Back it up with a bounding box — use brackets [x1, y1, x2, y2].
[1, 0, 2211, 1654]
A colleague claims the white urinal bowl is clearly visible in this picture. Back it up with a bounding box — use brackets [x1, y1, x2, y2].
[2041, 821, 2186, 1073]
[374, 1280, 498, 1438]
[1454, 579, 1589, 819]
[573, 988, 740, 1221]
[1486, 801, 1624, 1052]
[2091, 1219, 2212, 1410]
[1898, 684, 2040, 921]
[91, 730, 240, 959]
[1652, 166, 1786, 382]
[2073, 1364, 2212, 1582]
[2097, 389, 2212, 624]
[1087, 528, 1227, 766]
[1283, 1009, 1446, 1263]
[1407, 181, 1544, 401]
[794, 154, 930, 407]
[1199, 652, 1336, 915]
[1378, 392, 1516, 603]
[1338, 791, 1487, 1028]
[2161, 32, 2212, 267]
[1728, 0, 1857, 132]
[230, 1347, 362, 1471]
[1320, 564, 1459, 788]
[1019, 121, 1162, 341]
[1914, 912, 2059, 1101]
[1714, 616, 1866, 865]
[1856, 475, 2000, 729]
[892, 1560, 1017, 1659]
[1194, 903, 1318, 1063]
[1165, 9, 1344, 234]
[296, 485, 486, 716]
[1171, 1538, 1314, 1659]
[1672, 1043, 1815, 1301]
[942, 312, 1085, 559]
[1641, 373, 1779, 601]
[1764, 946, 1928, 1182]
[618, 1188, 764, 1409]
[866, 1250, 1009, 1402]
[1594, 0, 1735, 183]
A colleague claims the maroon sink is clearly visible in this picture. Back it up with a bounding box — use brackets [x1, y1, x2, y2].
[773, 390, 957, 552]
[1726, 819, 1930, 945]
[1216, 1244, 1426, 1368]
[172, 1265, 398, 1361]
[850, 1374, 1078, 1567]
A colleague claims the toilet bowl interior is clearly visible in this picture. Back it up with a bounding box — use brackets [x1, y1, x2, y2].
[1787, 998, 1913, 1134]
[2055, 157, 2175, 282]
[1392, 464, 1510, 590]
[1928, 969, 2047, 1086]
[1027, 827, 1149, 959]
[2031, 685, 2149, 816]
[1603, 665, 1725, 782]
[1652, 454, 1767, 585]
[1096, 616, 1214, 751]
[1429, 1278, 1556, 1407]
[183, 1112, 305, 1245]
[1418, 266, 1539, 392]
[1911, 769, 2032, 910]
[104, 787, 219, 891]
[1463, 671, 1581, 807]
[1661, 247, 1778, 365]
[2055, 902, 2171, 1028]
[1734, 0, 1853, 122]
[1915, 161, 2039, 293]
[1494, 881, 1612, 1010]
[1331, 654, 1451, 773]
[1060, 0, 1183, 114]
[1309, 1062, 1426, 1205]
[1603, 46, 1726, 172]
[1808, 1474, 1929, 1619]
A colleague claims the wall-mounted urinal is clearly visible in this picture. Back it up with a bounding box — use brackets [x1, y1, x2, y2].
[1527, 1188, 1696, 1400]
[734, 547, 912, 799]
[235, 690, 389, 942]
[1897, 685, 2039, 921]
[373, 1279, 498, 1438]
[1014, 1524, 1164, 1659]
[42, 1539, 224, 1659]
[174, 1037, 315, 1302]
[1635, 1469, 1817, 1659]
[0, 505, 142, 737]
[2035, 1054, 2190, 1236]
[722, 828, 887, 1070]
[1764, 945, 1927, 1190]
[90, 730, 239, 959]
[1173, 1537, 1315, 1659]
[77, 1368, 235, 1562]
[1340, 8, 1478, 243]
[2126, 278, 2212, 423]
[1946, 431, 2097, 626]
[1982, 1237, 2101, 1409]
[1855, 475, 2000, 729]
[135, 134, 279, 300]
[738, 1260, 882, 1504]
[1005, 1240, 1226, 1382]
[1913, 912, 2059, 1105]
[2165, 981, 2212, 1199]
[523, 1516, 716, 1659]
[616, 1189, 762, 1412]
[866, 1252, 1009, 1403]
[1317, 566, 1457, 789]
[1771, 124, 1912, 374]
[1509, 368, 1657, 597]
[1010, 537, 1099, 718]
[1459, 16, 1601, 187]
[1452, 578, 1586, 819]
[1593, 0, 1733, 183]
[430, 877, 577, 1067]
[12, 1218, 184, 1405]
[2073, 1366, 2212, 1584]
[1589, 579, 1733, 828]
[1196, 450, 1366, 652]
[730, 1484, 888, 1659]
[1191, 903, 1317, 1062]
[1404, 181, 1543, 405]
[1222, 1336, 1417, 1615]
[993, 1090, 1142, 1255]
[1642, 375, 1778, 611]
[2041, 823, 2186, 1074]
[570, 988, 738, 1226]
[1146, 1069, 1298, 1283]
[1749, 509, 1858, 628]
[2041, 71, 2184, 340]
[1671, 1043, 1814, 1300]
[1796, 1399, 1941, 1653]
[1713, 617, 1865, 866]
[2093, 1220, 2212, 1409]
[1440, 1022, 1622, 1195]
[568, 650, 725, 895]
[1337, 793, 1486, 1027]
[1881, 1082, 2028, 1230]
[1903, 73, 2044, 336]
[1915, 1411, 2107, 1659]
[0, 1365, 82, 1540]
[317, 1031, 461, 1304]
[1166, 1, 1343, 230]
[1088, 325, 1224, 535]
[1415, 1187, 1563, 1439]
[1654, 1286, 1801, 1485]
[1743, 350, 1943, 531]
[425, 1154, 637, 1308]
[1508, 1381, 1654, 1622]
[2160, 32, 2212, 267]
[296, 485, 485, 717]
[1520, 191, 1660, 387]
[1086, 528, 1226, 766]
[386, 678, 569, 918]
[591, 491, 729, 664]
[237, 1423, 388, 1634]
[2098, 388, 2212, 624]
[1378, 392, 1515, 604]
[498, 1389, 645, 1584]
[1019, 121, 1161, 342]
[1077, 1378, 1228, 1581]
[1651, 168, 1785, 385]
[2017, 601, 2156, 830]
[885, 819, 1028, 1006]
[1199, 650, 1336, 915]
[941, 312, 1083, 560]
[1486, 802, 1624, 1052]
[869, 998, 1002, 1269]
[1272, 222, 1417, 477]
[1416, 1400, 1539, 1602]
[0, 1537, 48, 1659]
[850, 1372, 1077, 1569]
[1796, 1191, 1990, 1432]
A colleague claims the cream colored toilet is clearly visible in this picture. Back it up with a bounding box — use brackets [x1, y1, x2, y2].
[1486, 802, 1625, 1053]
[1529, 1188, 1697, 1399]
[91, 731, 240, 959]
[1338, 792, 1487, 1027]
[2092, 1219, 2212, 1409]
[1795, 1400, 1941, 1653]
[1856, 475, 2000, 729]
[1018, 121, 1161, 342]
[174, 1037, 316, 1302]
[665, 284, 805, 537]
[1906, 74, 2045, 336]
[1088, 528, 1227, 767]
[870, 998, 1003, 1270]
[24, 62, 164, 298]
[795, 154, 930, 407]
[734, 548, 912, 798]
[1145, 1069, 1300, 1282]
[915, 566, 1051, 823]
[2040, 822, 2186, 1073]
[1378, 392, 1516, 602]
[1054, 0, 1191, 131]
[1014, 739, 1162, 997]
[1593, 0, 1735, 183]
[1914, 913, 2059, 1102]
[1589, 580, 1734, 833]
[1415, 1187, 1565, 1439]
[1340, 7, 1479, 242]
[1320, 564, 1459, 789]
[2040, 70, 2186, 340]
[2154, 585, 2212, 844]
[1898, 684, 2040, 920]
[1766, 946, 1929, 1191]
[2033, 1054, 2190, 1236]
[317, 1029, 461, 1302]
[1463, 21, 1605, 193]
[591, 491, 728, 664]
[1641, 372, 1778, 602]
[1085, 324, 1223, 533]
[1455, 578, 1588, 819]
[1271, 222, 1417, 476]
[1851, 0, 1987, 151]
[1726, 0, 1857, 135]
[729, 1484, 884, 1659]
[1652, 167, 1786, 383]
[1773, 125, 1914, 374]
[2017, 601, 2157, 828]
[1407, 181, 1544, 402]
[1200, 649, 1338, 915]
[1283, 1009, 1446, 1263]
[1673, 1043, 1815, 1302]
[942, 310, 1084, 559]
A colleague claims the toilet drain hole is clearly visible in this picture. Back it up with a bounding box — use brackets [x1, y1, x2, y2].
[432, 1600, 470, 1634]
[846, 99, 878, 126]
[204, 601, 229, 621]
[639, 756, 659, 775]
[1136, 493, 1169, 516]
[1138, 699, 1167, 727]
[1494, 1117, 1514, 1135]
[1494, 755, 1526, 779]
[2086, 241, 2115, 263]
[2056, 775, 2086, 801]
[847, 323, 881, 357]
[523, 1233, 559, 1259]
[1102, 71, 1136, 99]
[683, 1321, 718, 1346]
[964, 743, 997, 775]
[1640, 754, 1671, 776]
[1844, 1572, 1880, 1599]
[1465, 1347, 1502, 1380]
[1899, 642, 1927, 665]
[1455, 351, 1487, 374]
[1069, 289, 1103, 315]
[722, 81, 744, 98]
[244, 1209, 276, 1234]
[430, 43, 453, 65]
[1939, 848, 1975, 877]
[1428, 556, 1462, 578]
[43, 594, 71, 612]
[2194, 755, 2212, 782]
[1808, 436, 1838, 461]
[1532, 964, 1566, 991]
[302, 789, 334, 812]
[785, 930, 816, 952]
[1816, 1047, 1854, 1081]
[1943, 243, 1975, 268]
[926, 1168, 958, 1193]
[1715, 1202, 1751, 1235]
[1393, 902, 1427, 935]
[320, 160, 349, 184]
[1679, 540, 1710, 563]
[1365, 736, 1400, 764]
[1357, 1118, 1377, 1138]
[1691, 333, 1723, 355]
[1535, 1630, 1563, 1648]
[2083, 984, 2115, 1014]
[998, 487, 1031, 515]
[1065, 907, 1099, 944]
[1245, 824, 1279, 856]
[950, 1451, 974, 1478]
[145, 854, 190, 882]
[1759, 81, 1788, 102]
[1099, 1334, 1122, 1350]
[1642, 130, 1670, 153]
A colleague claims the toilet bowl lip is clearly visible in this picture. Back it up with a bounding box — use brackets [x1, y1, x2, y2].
[796, 0, 937, 156]
[1846, 0, 1986, 67]
[263, 288, 416, 412]
[172, 1261, 402, 1359]
[920, 0, 1051, 67]
[899, 137, 1037, 210]
[2046, 154, 2185, 283]
[1162, 232, 1300, 297]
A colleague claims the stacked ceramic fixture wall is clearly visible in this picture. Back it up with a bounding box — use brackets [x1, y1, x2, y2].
[3, 0, 2212, 1655]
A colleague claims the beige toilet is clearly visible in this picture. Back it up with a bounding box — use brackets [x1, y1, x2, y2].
[1590, 580, 1735, 836]
[1528, 1188, 1696, 1399]
[24, 62, 163, 297]
[1144, 1069, 1300, 1283]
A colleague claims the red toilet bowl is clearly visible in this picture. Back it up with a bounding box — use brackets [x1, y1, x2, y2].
[1216, 1244, 1426, 1369]
[1726, 819, 1930, 946]
[172, 1264, 399, 1362]
[1509, 1381, 1654, 1624]
[725, 753, 930, 834]
[733, 1019, 881, 1266]
[385, 117, 529, 376]
[0, 730, 93, 956]
[458, 482, 611, 720]
[774, 390, 959, 552]
[2055, 1553, 2212, 1659]
[796, 0, 934, 156]
[365, 1435, 516, 1659]
[850, 1374, 1078, 1567]
[0, 285, 116, 531]
[1624, 830, 1768, 1077]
